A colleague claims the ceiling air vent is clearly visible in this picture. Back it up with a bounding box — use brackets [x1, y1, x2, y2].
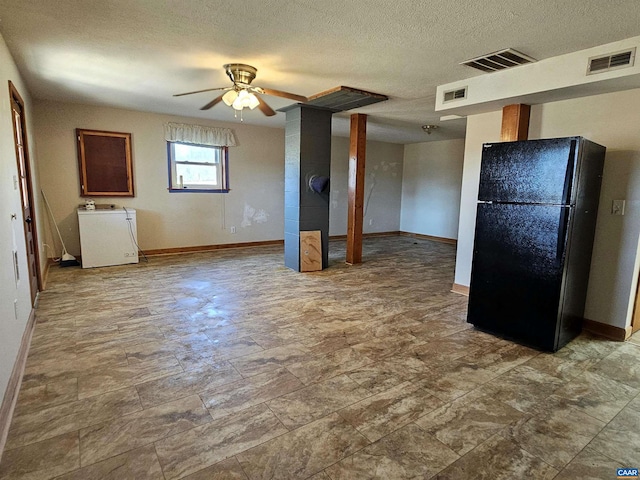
[461, 48, 536, 73]
[443, 87, 467, 103]
[587, 48, 635, 75]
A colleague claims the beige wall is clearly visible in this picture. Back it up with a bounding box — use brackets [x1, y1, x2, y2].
[400, 139, 465, 239]
[0, 34, 40, 414]
[330, 137, 404, 236]
[35, 101, 286, 254]
[34, 101, 405, 258]
[454, 88, 640, 329]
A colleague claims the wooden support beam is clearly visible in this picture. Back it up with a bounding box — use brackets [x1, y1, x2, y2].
[346, 113, 367, 264]
[501, 104, 530, 141]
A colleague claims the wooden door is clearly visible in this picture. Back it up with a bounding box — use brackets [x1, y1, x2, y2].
[9, 81, 40, 305]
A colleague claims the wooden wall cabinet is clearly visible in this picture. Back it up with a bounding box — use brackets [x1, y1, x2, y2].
[77, 129, 134, 196]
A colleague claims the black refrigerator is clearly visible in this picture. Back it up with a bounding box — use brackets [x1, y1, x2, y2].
[467, 137, 605, 352]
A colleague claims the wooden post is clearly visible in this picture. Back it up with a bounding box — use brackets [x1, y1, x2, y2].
[501, 104, 530, 141]
[346, 113, 367, 264]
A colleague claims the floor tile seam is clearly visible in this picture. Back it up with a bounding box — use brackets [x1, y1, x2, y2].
[198, 383, 295, 419]
[542, 392, 625, 426]
[291, 361, 372, 387]
[414, 396, 535, 453]
[8, 382, 145, 433]
[495, 423, 596, 472]
[75, 373, 174, 396]
[126, 352, 182, 368]
[264, 402, 292, 433]
[8, 414, 146, 454]
[407, 420, 464, 459]
[333, 408, 376, 443]
[152, 440, 171, 480]
[11, 393, 81, 421]
[76, 369, 183, 401]
[550, 381, 640, 422]
[289, 421, 374, 479]
[232, 455, 251, 480]
[135, 372, 251, 410]
[551, 440, 610, 479]
[263, 380, 381, 428]
[580, 435, 627, 467]
[479, 431, 560, 470]
[584, 366, 640, 391]
[2, 429, 82, 471]
[79, 394, 208, 436]
[78, 429, 164, 469]
[564, 366, 640, 393]
[149, 403, 288, 468]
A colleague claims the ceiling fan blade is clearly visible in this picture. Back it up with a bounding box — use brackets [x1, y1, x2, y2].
[255, 87, 307, 103]
[174, 86, 229, 97]
[256, 96, 276, 116]
[200, 94, 225, 110]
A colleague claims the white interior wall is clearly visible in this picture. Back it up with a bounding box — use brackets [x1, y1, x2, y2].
[454, 88, 640, 329]
[400, 139, 465, 239]
[0, 34, 40, 412]
[34, 101, 405, 257]
[329, 137, 404, 236]
[453, 111, 503, 288]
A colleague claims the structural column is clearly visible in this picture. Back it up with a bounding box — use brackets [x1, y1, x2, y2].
[283, 105, 333, 271]
[501, 104, 530, 141]
[346, 113, 367, 264]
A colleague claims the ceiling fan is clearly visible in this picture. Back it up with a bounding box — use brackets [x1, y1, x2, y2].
[174, 63, 307, 117]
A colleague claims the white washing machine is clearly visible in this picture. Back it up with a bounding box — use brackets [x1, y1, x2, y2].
[77, 208, 139, 268]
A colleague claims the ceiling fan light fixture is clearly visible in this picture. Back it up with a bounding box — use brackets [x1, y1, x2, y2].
[247, 93, 260, 110]
[222, 90, 238, 106]
[231, 90, 260, 111]
[231, 90, 248, 110]
[175, 63, 301, 118]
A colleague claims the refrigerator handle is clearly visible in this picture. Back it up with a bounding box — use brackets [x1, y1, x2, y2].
[556, 207, 571, 261]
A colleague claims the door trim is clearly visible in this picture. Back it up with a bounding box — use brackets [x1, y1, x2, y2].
[9, 81, 42, 300]
[632, 274, 640, 334]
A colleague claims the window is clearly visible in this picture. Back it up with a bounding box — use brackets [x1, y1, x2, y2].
[168, 141, 229, 192]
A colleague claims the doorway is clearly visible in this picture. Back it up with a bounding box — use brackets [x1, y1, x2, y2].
[9, 81, 41, 305]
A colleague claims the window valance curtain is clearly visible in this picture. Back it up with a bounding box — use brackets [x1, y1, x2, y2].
[164, 122, 237, 147]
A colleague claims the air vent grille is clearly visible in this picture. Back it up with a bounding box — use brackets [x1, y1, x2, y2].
[587, 48, 635, 74]
[461, 48, 536, 73]
[443, 87, 467, 102]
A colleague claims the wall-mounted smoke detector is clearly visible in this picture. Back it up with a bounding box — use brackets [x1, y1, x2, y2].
[443, 87, 467, 103]
[461, 48, 536, 73]
[587, 48, 635, 75]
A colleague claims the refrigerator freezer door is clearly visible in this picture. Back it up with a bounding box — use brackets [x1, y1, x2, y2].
[468, 203, 572, 351]
[479, 138, 579, 205]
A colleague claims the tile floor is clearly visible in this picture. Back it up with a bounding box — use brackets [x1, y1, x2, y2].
[0, 236, 639, 479]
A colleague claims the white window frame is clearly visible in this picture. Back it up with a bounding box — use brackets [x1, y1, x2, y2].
[167, 141, 229, 193]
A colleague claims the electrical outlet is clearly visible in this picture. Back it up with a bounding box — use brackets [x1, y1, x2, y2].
[230, 226, 236, 234]
[369, 218, 374, 226]
[612, 199, 626, 216]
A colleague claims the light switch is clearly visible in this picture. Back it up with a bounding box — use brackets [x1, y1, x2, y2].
[612, 199, 625, 216]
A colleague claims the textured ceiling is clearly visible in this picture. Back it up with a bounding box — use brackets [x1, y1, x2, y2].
[0, 0, 639, 143]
